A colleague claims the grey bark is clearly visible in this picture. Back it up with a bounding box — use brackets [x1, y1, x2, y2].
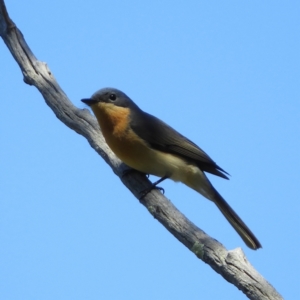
[0, 1, 282, 299]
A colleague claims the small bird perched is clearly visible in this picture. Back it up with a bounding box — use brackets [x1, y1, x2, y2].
[82, 88, 261, 250]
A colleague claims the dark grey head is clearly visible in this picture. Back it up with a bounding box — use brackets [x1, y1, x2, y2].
[81, 87, 139, 109]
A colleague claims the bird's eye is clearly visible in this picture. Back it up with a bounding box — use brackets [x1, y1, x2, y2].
[109, 93, 116, 101]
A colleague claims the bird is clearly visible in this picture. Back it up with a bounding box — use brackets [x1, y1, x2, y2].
[81, 87, 262, 250]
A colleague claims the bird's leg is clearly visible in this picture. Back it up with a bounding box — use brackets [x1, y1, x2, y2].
[139, 176, 168, 199]
[151, 176, 168, 188]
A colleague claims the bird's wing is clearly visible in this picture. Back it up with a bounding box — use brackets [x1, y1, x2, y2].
[130, 110, 229, 179]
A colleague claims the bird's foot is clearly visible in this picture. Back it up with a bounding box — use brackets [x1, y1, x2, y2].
[139, 176, 168, 200]
[139, 185, 165, 200]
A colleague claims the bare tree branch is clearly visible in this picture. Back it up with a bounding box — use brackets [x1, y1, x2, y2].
[0, 1, 282, 299]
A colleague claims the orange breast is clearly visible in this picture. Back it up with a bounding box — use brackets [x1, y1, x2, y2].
[91, 103, 151, 169]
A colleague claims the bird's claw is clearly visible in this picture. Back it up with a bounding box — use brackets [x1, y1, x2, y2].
[139, 185, 165, 200]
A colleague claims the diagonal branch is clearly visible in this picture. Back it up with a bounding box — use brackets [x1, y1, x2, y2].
[0, 1, 282, 299]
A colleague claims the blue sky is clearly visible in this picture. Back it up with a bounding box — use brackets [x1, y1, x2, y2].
[1, 1, 299, 299]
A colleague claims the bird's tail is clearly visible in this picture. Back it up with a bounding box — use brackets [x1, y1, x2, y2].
[181, 169, 261, 249]
[212, 189, 262, 250]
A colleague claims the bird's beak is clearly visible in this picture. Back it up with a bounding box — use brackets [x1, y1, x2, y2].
[81, 98, 98, 106]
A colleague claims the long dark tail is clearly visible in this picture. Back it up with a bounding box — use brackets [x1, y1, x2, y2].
[212, 189, 262, 250]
